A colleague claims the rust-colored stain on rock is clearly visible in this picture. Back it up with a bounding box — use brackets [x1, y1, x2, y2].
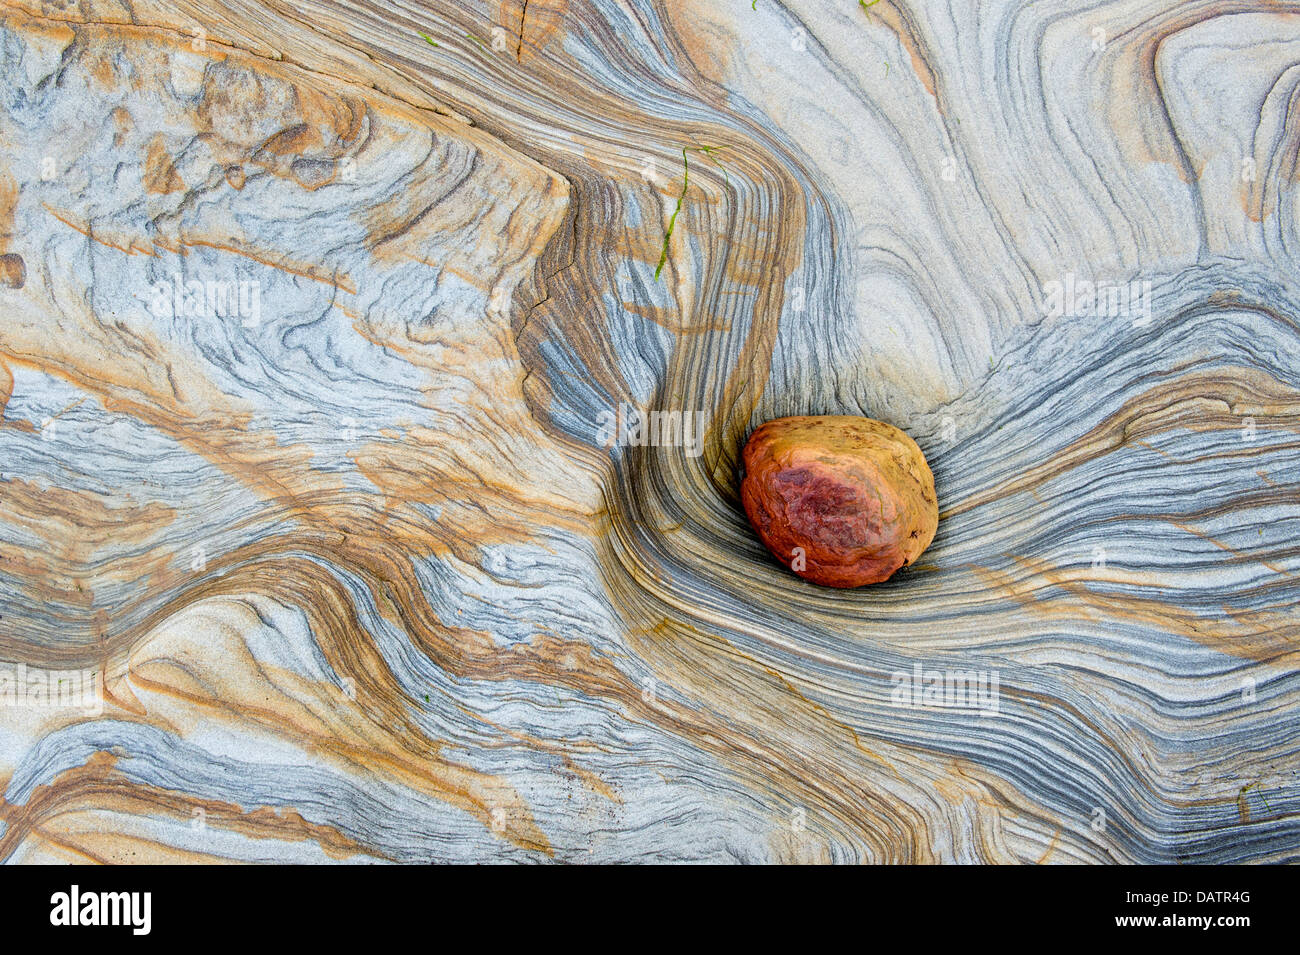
[740, 416, 938, 588]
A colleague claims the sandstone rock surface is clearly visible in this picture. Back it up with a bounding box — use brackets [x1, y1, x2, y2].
[1, 0, 1297, 865]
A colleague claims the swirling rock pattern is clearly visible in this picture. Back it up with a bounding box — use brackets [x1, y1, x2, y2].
[0, 0, 1297, 863]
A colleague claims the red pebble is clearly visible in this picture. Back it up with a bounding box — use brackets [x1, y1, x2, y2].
[740, 415, 938, 587]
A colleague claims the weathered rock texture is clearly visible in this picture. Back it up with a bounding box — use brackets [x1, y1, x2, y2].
[742, 416, 937, 587]
[0, 0, 1298, 864]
